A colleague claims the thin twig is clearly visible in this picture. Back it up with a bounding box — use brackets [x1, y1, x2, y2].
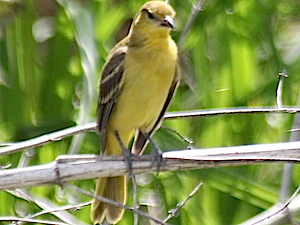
[277, 69, 298, 206]
[280, 99, 299, 205]
[65, 183, 168, 225]
[27, 201, 91, 219]
[287, 128, 300, 132]
[164, 107, 300, 120]
[163, 182, 203, 222]
[4, 186, 87, 225]
[18, 148, 34, 168]
[178, 0, 203, 50]
[276, 70, 288, 108]
[161, 126, 193, 146]
[132, 175, 139, 225]
[251, 185, 300, 225]
[0, 217, 72, 225]
[277, 69, 292, 204]
[1, 108, 300, 157]
[0, 123, 96, 156]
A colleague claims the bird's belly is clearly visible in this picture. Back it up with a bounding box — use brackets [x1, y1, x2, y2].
[109, 55, 176, 132]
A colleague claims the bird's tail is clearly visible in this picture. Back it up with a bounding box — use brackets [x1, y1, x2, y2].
[91, 176, 127, 224]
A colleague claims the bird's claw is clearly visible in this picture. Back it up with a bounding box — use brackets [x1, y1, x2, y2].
[151, 146, 165, 174]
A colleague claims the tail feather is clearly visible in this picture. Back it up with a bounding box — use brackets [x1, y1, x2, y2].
[91, 177, 107, 224]
[91, 176, 127, 224]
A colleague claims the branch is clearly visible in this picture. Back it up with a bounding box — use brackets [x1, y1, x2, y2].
[240, 185, 300, 225]
[178, 0, 203, 50]
[164, 107, 300, 120]
[65, 184, 167, 225]
[0, 123, 96, 156]
[0, 217, 71, 225]
[2, 141, 300, 190]
[1, 107, 300, 156]
[276, 70, 288, 109]
[163, 182, 203, 222]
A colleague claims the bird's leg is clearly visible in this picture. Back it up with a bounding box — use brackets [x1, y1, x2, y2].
[143, 133, 164, 173]
[114, 131, 137, 176]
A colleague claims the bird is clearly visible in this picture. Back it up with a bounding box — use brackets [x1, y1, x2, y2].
[91, 1, 180, 224]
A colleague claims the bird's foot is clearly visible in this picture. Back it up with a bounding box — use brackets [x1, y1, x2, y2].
[143, 133, 165, 174]
[114, 131, 139, 176]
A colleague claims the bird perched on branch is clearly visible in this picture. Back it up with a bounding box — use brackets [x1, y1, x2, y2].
[91, 1, 180, 224]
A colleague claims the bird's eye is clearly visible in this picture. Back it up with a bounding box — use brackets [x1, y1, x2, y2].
[147, 11, 154, 19]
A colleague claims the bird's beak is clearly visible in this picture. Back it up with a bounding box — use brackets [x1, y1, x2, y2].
[160, 15, 175, 29]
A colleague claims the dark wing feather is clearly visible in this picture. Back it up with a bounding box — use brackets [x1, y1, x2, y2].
[132, 63, 181, 155]
[97, 45, 128, 151]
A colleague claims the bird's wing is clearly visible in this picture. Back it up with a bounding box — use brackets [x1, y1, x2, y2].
[97, 44, 128, 151]
[132, 63, 181, 155]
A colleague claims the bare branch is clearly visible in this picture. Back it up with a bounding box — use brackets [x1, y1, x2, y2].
[253, 185, 300, 225]
[7, 188, 89, 225]
[163, 182, 203, 222]
[28, 201, 91, 220]
[0, 123, 96, 156]
[32, 194, 89, 225]
[240, 185, 300, 225]
[164, 107, 300, 120]
[0, 216, 72, 225]
[2, 141, 300, 190]
[65, 183, 168, 225]
[276, 70, 288, 108]
[178, 0, 203, 50]
[1, 107, 300, 156]
[161, 126, 193, 146]
[132, 174, 139, 225]
[279, 94, 299, 205]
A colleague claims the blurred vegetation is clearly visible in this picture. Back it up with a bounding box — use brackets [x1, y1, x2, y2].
[1, 0, 300, 224]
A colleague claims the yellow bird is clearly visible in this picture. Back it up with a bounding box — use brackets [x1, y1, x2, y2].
[91, 1, 180, 224]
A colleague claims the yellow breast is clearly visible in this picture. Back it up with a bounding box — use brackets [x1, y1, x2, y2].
[108, 38, 177, 133]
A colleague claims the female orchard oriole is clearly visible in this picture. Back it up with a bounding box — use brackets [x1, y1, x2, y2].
[91, 1, 180, 224]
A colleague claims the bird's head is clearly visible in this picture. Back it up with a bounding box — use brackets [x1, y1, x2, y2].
[129, 1, 176, 41]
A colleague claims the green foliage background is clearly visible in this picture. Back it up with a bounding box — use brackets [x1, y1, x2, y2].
[1, 0, 300, 224]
